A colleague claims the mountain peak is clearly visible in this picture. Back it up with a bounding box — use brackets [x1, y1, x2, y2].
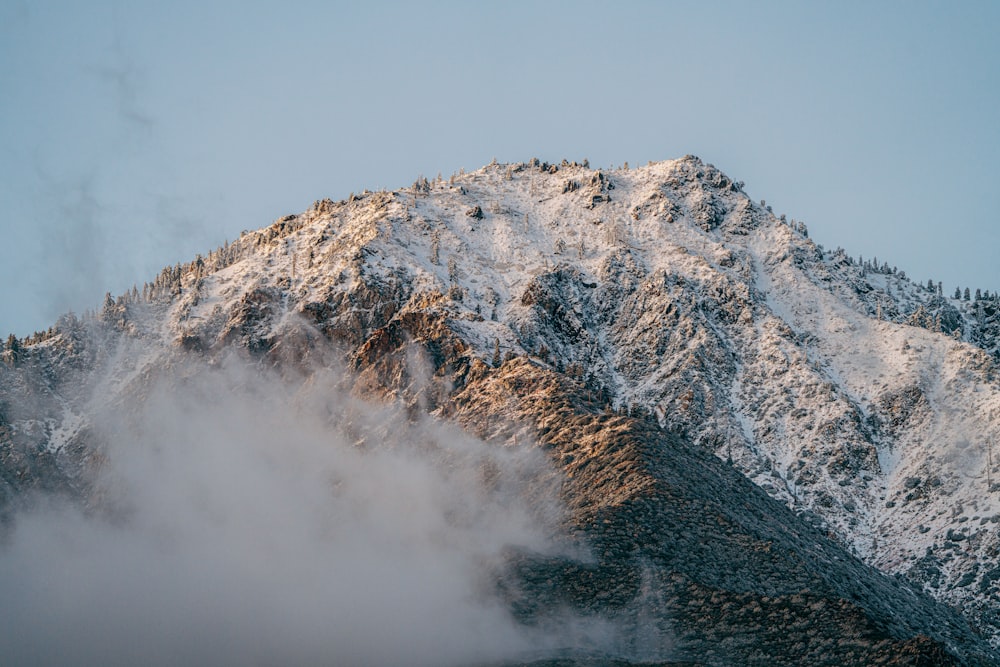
[2, 157, 999, 663]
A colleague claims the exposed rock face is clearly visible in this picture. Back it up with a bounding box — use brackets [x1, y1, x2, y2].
[449, 359, 982, 665]
[2, 157, 1000, 664]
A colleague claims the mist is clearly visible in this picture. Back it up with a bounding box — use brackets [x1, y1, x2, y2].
[0, 354, 575, 666]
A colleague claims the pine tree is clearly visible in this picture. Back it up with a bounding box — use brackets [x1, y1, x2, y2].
[101, 292, 116, 323]
[965, 287, 971, 301]
[492, 338, 501, 367]
[955, 287, 962, 300]
[430, 230, 440, 265]
[5, 333, 21, 363]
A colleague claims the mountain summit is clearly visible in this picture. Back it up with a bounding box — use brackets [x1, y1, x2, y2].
[2, 156, 999, 665]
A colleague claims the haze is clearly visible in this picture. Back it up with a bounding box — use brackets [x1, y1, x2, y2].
[0, 352, 605, 666]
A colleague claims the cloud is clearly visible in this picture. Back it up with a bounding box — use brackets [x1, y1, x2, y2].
[0, 354, 569, 666]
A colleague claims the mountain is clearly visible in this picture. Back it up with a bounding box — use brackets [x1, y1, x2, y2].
[1, 156, 999, 665]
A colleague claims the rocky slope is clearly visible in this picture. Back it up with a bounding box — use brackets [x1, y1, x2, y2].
[2, 156, 999, 664]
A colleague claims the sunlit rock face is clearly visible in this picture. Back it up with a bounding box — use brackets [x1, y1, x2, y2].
[2, 157, 999, 665]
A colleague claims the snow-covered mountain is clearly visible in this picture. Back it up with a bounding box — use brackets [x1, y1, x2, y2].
[2, 156, 999, 665]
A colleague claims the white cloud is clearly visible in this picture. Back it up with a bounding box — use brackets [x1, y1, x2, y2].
[0, 355, 566, 667]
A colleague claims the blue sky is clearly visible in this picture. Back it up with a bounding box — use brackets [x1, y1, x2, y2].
[2, 1, 998, 336]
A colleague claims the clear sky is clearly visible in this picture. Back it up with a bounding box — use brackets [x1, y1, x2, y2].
[2, 0, 998, 336]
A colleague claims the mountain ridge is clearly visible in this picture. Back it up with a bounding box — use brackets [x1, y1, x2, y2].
[2, 156, 999, 664]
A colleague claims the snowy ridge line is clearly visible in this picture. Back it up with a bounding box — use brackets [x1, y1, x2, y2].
[4, 155, 1000, 650]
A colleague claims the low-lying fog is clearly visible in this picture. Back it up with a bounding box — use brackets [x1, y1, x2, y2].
[0, 354, 581, 666]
